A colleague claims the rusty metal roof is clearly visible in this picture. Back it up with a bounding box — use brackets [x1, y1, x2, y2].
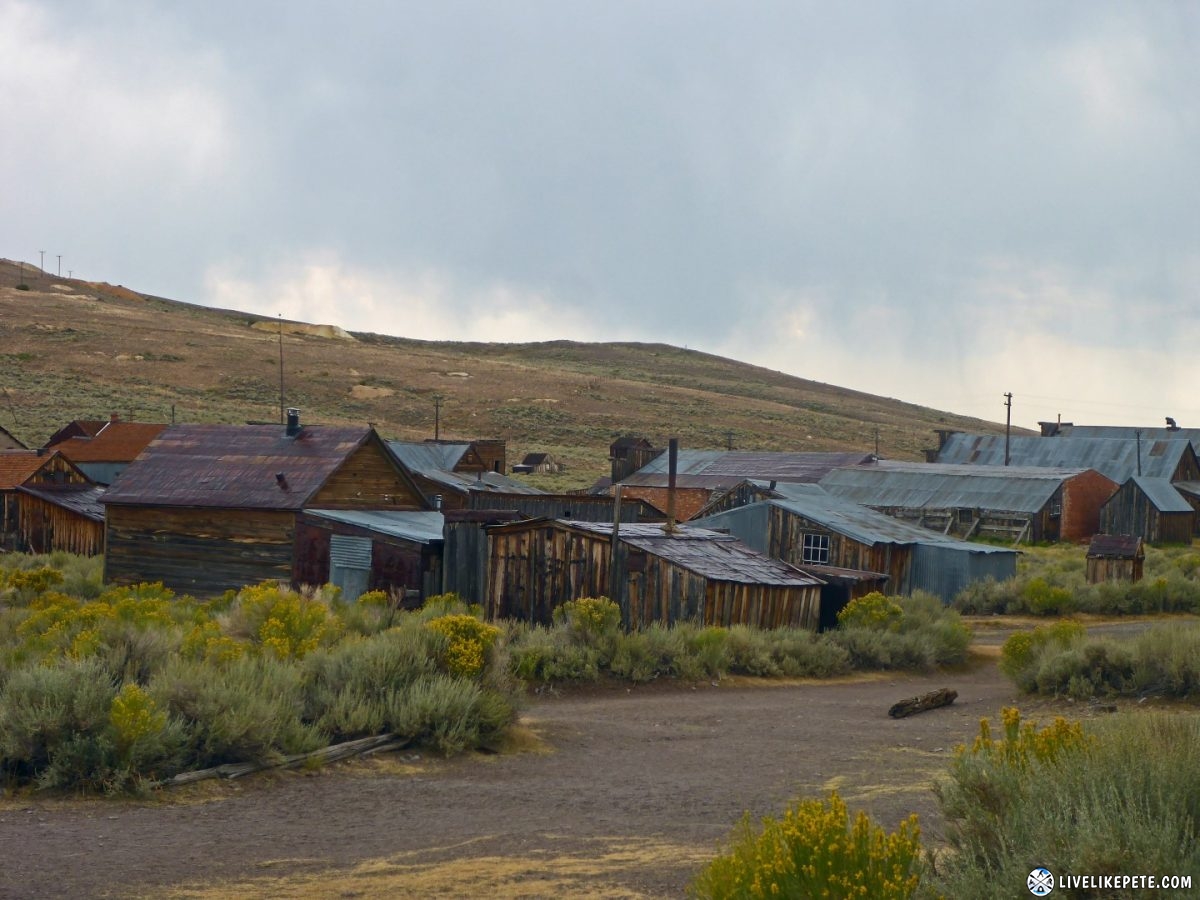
[53, 422, 167, 464]
[0, 451, 48, 490]
[1087, 534, 1144, 559]
[622, 450, 874, 488]
[935, 434, 1195, 482]
[562, 521, 824, 587]
[17, 484, 106, 522]
[101, 424, 397, 510]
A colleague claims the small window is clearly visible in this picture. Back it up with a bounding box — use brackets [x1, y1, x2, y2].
[802, 532, 830, 564]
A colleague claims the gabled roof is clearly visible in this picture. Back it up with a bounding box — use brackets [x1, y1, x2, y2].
[521, 452, 553, 466]
[102, 424, 421, 510]
[46, 419, 108, 447]
[622, 449, 874, 488]
[53, 422, 167, 463]
[17, 484, 106, 522]
[0, 424, 26, 450]
[0, 450, 49, 490]
[819, 460, 1104, 513]
[1122, 476, 1194, 513]
[386, 441, 472, 474]
[935, 433, 1195, 483]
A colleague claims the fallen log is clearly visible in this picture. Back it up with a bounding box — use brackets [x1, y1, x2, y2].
[888, 688, 957, 719]
[160, 732, 407, 788]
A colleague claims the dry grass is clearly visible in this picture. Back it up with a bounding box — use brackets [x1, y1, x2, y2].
[0, 258, 1011, 485]
[155, 836, 710, 900]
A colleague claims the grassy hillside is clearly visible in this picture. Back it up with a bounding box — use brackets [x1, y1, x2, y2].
[0, 258, 1013, 488]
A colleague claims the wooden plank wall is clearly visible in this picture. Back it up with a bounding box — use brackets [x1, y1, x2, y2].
[105, 506, 296, 595]
[311, 439, 427, 509]
[1101, 483, 1194, 544]
[767, 506, 910, 592]
[17, 497, 104, 556]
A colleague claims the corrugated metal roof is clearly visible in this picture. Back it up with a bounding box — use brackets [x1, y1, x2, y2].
[307, 509, 445, 544]
[17, 484, 106, 521]
[1061, 425, 1200, 446]
[0, 451, 48, 490]
[626, 450, 874, 485]
[386, 441, 470, 474]
[561, 520, 824, 586]
[54, 422, 167, 463]
[694, 492, 1014, 553]
[1127, 476, 1194, 513]
[419, 468, 545, 495]
[102, 424, 385, 509]
[936, 434, 1193, 482]
[1171, 480, 1200, 500]
[818, 461, 1086, 513]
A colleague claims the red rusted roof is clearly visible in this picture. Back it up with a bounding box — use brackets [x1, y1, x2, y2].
[102, 424, 411, 510]
[1087, 534, 1144, 559]
[0, 451, 47, 490]
[46, 419, 109, 447]
[54, 422, 167, 463]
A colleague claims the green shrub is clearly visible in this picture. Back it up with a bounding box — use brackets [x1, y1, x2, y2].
[383, 675, 514, 755]
[509, 625, 602, 683]
[837, 591, 903, 630]
[932, 710, 1200, 897]
[690, 791, 923, 899]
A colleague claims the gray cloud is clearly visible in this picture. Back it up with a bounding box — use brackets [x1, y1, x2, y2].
[4, 0, 1199, 425]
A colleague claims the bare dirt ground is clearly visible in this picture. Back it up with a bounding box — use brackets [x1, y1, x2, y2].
[0, 622, 1176, 899]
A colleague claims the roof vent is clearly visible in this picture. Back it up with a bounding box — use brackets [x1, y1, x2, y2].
[276, 472, 289, 490]
[286, 408, 301, 437]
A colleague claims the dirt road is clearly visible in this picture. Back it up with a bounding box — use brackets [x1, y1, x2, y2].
[1, 656, 1034, 899]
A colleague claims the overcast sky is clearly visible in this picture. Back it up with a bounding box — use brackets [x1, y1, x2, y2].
[4, 1, 1198, 429]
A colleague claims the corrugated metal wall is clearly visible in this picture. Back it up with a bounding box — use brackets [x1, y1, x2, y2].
[908, 545, 1017, 602]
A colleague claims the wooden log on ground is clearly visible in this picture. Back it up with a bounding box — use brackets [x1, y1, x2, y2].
[160, 732, 407, 787]
[888, 688, 957, 719]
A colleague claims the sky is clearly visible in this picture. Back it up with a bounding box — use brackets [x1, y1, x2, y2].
[3, 1, 1198, 430]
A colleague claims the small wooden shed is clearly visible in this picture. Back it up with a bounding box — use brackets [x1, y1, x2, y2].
[1099, 476, 1194, 545]
[514, 452, 561, 475]
[1086, 534, 1144, 584]
[484, 519, 825, 630]
[1, 450, 102, 554]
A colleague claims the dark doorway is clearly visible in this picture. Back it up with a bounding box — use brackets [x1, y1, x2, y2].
[818, 582, 851, 631]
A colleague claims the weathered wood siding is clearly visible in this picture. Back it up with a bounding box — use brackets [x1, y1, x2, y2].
[1100, 482, 1194, 544]
[17, 496, 104, 556]
[766, 506, 912, 593]
[486, 522, 821, 630]
[1086, 556, 1144, 584]
[105, 506, 296, 595]
[309, 439, 427, 509]
[293, 518, 436, 604]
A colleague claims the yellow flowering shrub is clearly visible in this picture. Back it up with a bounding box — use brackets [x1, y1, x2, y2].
[110, 683, 167, 754]
[181, 620, 247, 664]
[999, 619, 1085, 679]
[426, 614, 501, 678]
[234, 583, 336, 660]
[961, 706, 1090, 768]
[691, 791, 924, 899]
[554, 597, 621, 637]
[837, 592, 904, 631]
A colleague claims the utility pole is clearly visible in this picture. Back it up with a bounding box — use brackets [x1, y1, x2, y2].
[277, 314, 285, 424]
[874, 427, 880, 459]
[433, 396, 443, 440]
[1003, 392, 1013, 466]
[1135, 430, 1142, 476]
[56, 255, 61, 277]
[725, 430, 734, 451]
[38, 250, 44, 272]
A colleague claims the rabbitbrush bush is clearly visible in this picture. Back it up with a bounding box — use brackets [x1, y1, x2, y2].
[931, 709, 1200, 897]
[690, 791, 923, 899]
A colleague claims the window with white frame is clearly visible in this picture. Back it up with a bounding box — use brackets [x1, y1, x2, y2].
[802, 532, 830, 564]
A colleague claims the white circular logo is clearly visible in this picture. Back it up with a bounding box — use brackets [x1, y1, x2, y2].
[1028, 867, 1054, 895]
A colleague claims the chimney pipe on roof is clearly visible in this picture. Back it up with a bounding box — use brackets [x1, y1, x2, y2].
[286, 408, 301, 437]
[663, 437, 679, 534]
[434, 494, 443, 510]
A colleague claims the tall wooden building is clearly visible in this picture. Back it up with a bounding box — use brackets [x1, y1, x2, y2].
[102, 415, 429, 595]
[1099, 476, 1194, 545]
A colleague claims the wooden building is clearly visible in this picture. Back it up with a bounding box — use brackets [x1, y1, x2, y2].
[0, 450, 103, 554]
[484, 519, 825, 631]
[691, 487, 1017, 604]
[1099, 476, 1194, 545]
[609, 436, 660, 483]
[513, 452, 561, 475]
[102, 415, 430, 595]
[387, 440, 536, 510]
[820, 461, 1118, 544]
[294, 510, 444, 603]
[49, 420, 167, 485]
[1086, 534, 1145, 584]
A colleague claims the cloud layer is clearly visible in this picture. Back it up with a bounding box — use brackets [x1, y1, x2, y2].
[4, 1, 1198, 427]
